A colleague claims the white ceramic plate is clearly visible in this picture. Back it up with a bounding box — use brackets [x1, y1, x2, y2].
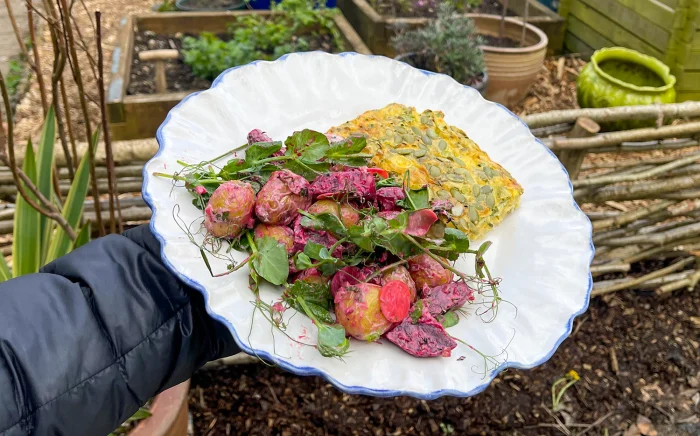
[143, 51, 593, 399]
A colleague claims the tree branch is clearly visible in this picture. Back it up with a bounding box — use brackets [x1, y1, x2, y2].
[547, 122, 700, 151]
[574, 152, 700, 188]
[575, 173, 700, 203]
[523, 101, 700, 128]
[592, 257, 695, 297]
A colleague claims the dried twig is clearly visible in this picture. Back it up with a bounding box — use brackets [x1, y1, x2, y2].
[592, 138, 699, 154]
[499, 0, 509, 38]
[597, 222, 700, 248]
[575, 173, 700, 203]
[547, 122, 700, 151]
[519, 0, 529, 47]
[523, 101, 700, 128]
[656, 269, 700, 295]
[574, 411, 616, 436]
[593, 270, 696, 291]
[57, 0, 104, 235]
[592, 257, 695, 297]
[592, 201, 677, 231]
[25, 0, 48, 115]
[574, 152, 700, 188]
[590, 263, 630, 277]
[621, 237, 700, 264]
[3, 0, 33, 66]
[95, 11, 121, 233]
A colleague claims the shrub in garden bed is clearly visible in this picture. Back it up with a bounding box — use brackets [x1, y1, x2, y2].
[392, 4, 487, 92]
[369, 0, 512, 20]
[128, 0, 347, 94]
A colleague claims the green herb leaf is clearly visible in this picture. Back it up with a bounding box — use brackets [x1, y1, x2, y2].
[385, 212, 408, 231]
[331, 136, 367, 154]
[377, 177, 401, 188]
[283, 159, 329, 181]
[294, 252, 313, 270]
[303, 242, 330, 260]
[407, 188, 430, 210]
[319, 262, 340, 276]
[245, 141, 283, 165]
[220, 158, 250, 178]
[347, 225, 374, 251]
[286, 280, 333, 309]
[317, 323, 351, 358]
[284, 280, 335, 323]
[285, 129, 329, 163]
[443, 228, 470, 252]
[410, 300, 424, 323]
[477, 241, 492, 256]
[252, 236, 289, 285]
[300, 212, 348, 237]
[438, 310, 460, 328]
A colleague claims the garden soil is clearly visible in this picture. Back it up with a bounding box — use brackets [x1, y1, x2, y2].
[189, 284, 700, 435]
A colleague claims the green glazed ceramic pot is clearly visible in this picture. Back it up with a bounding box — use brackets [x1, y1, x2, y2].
[577, 47, 676, 131]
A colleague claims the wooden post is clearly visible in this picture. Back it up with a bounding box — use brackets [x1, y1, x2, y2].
[138, 49, 179, 94]
[557, 117, 600, 180]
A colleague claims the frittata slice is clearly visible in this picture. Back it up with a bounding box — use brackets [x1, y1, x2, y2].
[327, 103, 523, 240]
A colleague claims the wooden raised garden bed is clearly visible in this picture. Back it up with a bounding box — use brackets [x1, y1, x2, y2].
[107, 11, 371, 141]
[337, 0, 564, 57]
[559, 0, 700, 102]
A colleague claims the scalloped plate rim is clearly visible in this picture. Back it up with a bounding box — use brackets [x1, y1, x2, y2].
[142, 51, 594, 400]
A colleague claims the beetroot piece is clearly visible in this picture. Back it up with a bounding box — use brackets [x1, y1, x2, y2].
[385, 310, 457, 357]
[405, 209, 438, 237]
[408, 253, 453, 290]
[247, 129, 272, 145]
[334, 283, 393, 341]
[378, 211, 400, 220]
[204, 181, 256, 238]
[253, 223, 295, 254]
[423, 282, 475, 316]
[381, 266, 417, 302]
[255, 170, 312, 225]
[309, 168, 376, 201]
[293, 215, 343, 257]
[376, 187, 405, 212]
[379, 280, 411, 323]
[330, 266, 367, 297]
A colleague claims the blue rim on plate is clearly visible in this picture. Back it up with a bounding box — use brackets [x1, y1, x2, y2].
[142, 51, 594, 400]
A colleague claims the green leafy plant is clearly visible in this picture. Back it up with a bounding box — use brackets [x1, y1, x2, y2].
[0, 108, 96, 282]
[551, 370, 580, 411]
[391, 2, 486, 86]
[370, 0, 482, 19]
[182, 0, 346, 80]
[156, 0, 178, 11]
[6, 59, 24, 98]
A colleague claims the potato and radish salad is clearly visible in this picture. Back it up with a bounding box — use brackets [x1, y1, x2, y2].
[156, 124, 511, 361]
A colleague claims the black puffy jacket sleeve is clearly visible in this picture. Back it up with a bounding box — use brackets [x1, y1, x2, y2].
[0, 225, 238, 436]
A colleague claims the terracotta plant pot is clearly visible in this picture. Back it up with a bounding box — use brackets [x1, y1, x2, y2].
[577, 47, 676, 131]
[129, 380, 190, 436]
[393, 52, 489, 97]
[469, 14, 548, 108]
